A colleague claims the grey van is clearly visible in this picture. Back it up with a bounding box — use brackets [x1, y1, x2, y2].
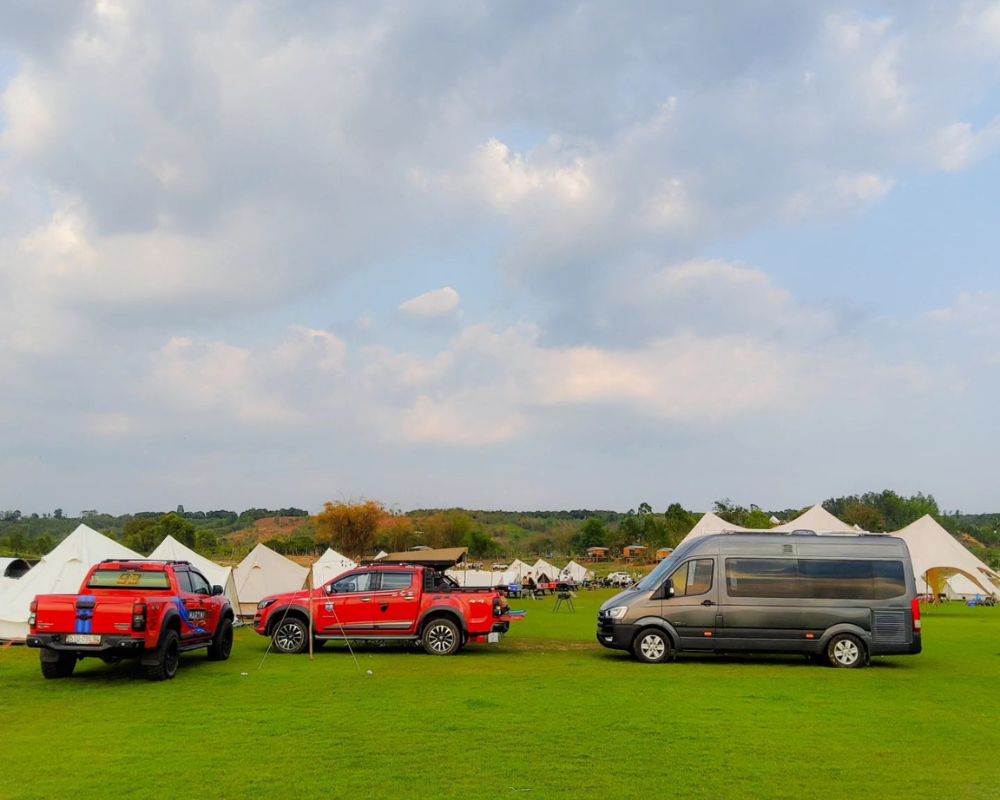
[597, 532, 922, 667]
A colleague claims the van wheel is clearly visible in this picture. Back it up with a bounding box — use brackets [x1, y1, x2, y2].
[826, 634, 865, 668]
[633, 627, 672, 664]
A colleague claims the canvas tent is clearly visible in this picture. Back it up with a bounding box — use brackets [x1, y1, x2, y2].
[892, 515, 1000, 598]
[0, 557, 31, 595]
[771, 504, 852, 533]
[531, 559, 560, 582]
[0, 524, 141, 641]
[234, 543, 309, 616]
[501, 559, 533, 583]
[676, 512, 751, 548]
[445, 568, 503, 587]
[559, 560, 592, 583]
[311, 548, 357, 588]
[149, 535, 240, 610]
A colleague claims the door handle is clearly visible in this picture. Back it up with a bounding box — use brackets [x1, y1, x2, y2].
[361, 597, 372, 603]
[701, 600, 715, 606]
[402, 594, 414, 600]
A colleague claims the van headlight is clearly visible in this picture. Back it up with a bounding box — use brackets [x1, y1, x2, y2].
[605, 606, 628, 620]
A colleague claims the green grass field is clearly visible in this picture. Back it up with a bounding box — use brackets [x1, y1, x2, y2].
[1, 592, 997, 800]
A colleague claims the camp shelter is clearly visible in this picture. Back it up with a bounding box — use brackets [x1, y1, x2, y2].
[559, 560, 593, 583]
[0, 524, 141, 641]
[892, 515, 1000, 598]
[0, 557, 31, 595]
[311, 548, 357, 588]
[531, 559, 560, 582]
[654, 548, 673, 562]
[444, 568, 502, 587]
[676, 512, 750, 547]
[771, 504, 852, 533]
[148, 535, 240, 610]
[500, 559, 534, 584]
[376, 547, 468, 569]
[233, 543, 309, 616]
[622, 544, 647, 561]
[585, 546, 610, 561]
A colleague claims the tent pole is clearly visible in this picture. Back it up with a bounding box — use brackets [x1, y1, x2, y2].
[307, 563, 314, 661]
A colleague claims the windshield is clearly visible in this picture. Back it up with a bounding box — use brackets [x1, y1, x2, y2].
[634, 545, 694, 592]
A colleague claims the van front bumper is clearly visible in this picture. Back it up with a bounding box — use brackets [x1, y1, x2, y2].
[596, 620, 637, 651]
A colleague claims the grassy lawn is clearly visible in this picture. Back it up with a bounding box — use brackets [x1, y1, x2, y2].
[1, 592, 997, 799]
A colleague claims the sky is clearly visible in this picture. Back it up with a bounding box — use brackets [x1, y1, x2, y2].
[1, 1, 999, 516]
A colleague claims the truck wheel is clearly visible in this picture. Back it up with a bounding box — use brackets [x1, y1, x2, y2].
[146, 630, 181, 681]
[826, 633, 865, 668]
[207, 618, 234, 661]
[422, 618, 460, 656]
[633, 627, 673, 664]
[272, 617, 308, 654]
[40, 652, 76, 679]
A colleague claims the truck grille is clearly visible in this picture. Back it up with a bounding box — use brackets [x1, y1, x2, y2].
[872, 610, 907, 643]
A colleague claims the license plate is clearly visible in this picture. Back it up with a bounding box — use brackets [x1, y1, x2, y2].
[487, 632, 501, 643]
[65, 634, 101, 645]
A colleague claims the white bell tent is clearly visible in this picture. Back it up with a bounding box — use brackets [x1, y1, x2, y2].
[0, 524, 141, 641]
[148, 535, 241, 610]
[233, 543, 309, 616]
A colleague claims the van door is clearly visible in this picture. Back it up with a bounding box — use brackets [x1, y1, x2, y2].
[662, 558, 718, 650]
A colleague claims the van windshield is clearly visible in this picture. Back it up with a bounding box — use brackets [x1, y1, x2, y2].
[634, 552, 684, 592]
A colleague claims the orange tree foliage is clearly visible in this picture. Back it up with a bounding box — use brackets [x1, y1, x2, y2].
[312, 500, 384, 558]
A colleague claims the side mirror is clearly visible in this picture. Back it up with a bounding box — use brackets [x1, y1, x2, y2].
[212, 585, 224, 596]
[666, 579, 675, 598]
[653, 578, 675, 600]
[325, 583, 336, 595]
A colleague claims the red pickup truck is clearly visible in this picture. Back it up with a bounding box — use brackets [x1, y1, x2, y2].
[27, 559, 235, 681]
[254, 564, 516, 655]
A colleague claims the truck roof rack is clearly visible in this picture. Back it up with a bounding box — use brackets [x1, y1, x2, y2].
[98, 558, 192, 565]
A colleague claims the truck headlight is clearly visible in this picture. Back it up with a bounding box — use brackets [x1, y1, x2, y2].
[605, 606, 628, 620]
[257, 599, 276, 610]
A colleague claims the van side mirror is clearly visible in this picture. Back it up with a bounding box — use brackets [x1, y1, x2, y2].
[211, 585, 224, 596]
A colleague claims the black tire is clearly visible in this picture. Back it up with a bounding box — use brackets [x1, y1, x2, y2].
[826, 633, 866, 668]
[271, 617, 309, 654]
[40, 652, 76, 679]
[207, 618, 234, 661]
[633, 627, 673, 664]
[421, 617, 461, 656]
[146, 630, 181, 681]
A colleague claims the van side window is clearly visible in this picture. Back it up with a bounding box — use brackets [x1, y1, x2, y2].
[725, 559, 799, 598]
[669, 559, 713, 597]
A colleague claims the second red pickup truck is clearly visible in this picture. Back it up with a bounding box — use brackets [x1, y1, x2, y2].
[255, 564, 516, 655]
[27, 559, 235, 681]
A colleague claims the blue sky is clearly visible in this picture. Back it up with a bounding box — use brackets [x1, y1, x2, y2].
[1, 2, 999, 515]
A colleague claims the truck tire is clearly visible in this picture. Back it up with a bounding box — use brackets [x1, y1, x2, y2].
[40, 652, 76, 679]
[272, 617, 308, 654]
[146, 630, 181, 681]
[207, 618, 234, 661]
[633, 627, 673, 664]
[826, 633, 865, 668]
[421, 617, 461, 656]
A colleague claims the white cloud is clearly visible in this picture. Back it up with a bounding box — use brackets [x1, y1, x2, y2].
[398, 286, 462, 320]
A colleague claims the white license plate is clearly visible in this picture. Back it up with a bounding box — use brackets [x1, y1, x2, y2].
[487, 632, 501, 643]
[65, 634, 101, 645]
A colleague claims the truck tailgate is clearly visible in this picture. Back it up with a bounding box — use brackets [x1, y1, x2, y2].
[35, 594, 135, 635]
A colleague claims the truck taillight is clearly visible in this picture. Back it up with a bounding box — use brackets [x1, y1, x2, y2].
[29, 600, 37, 627]
[132, 602, 147, 632]
[911, 596, 921, 633]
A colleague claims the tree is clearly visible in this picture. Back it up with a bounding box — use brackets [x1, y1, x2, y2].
[573, 518, 608, 552]
[53, 508, 63, 519]
[123, 517, 160, 553]
[156, 513, 196, 549]
[663, 503, 697, 546]
[313, 500, 383, 558]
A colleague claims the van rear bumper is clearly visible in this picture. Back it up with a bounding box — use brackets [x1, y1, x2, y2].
[596, 622, 637, 651]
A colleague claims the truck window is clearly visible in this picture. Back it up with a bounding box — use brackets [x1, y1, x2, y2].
[87, 570, 172, 590]
[188, 570, 212, 596]
[176, 571, 195, 593]
[330, 573, 373, 594]
[725, 559, 799, 598]
[669, 559, 713, 597]
[378, 572, 412, 591]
